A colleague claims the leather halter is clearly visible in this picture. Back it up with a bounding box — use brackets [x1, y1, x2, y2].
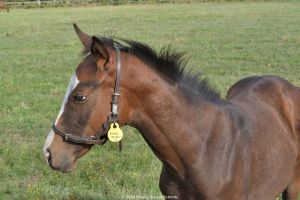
[52, 44, 122, 145]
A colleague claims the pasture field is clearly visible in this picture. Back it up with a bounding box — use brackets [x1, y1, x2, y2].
[1, 2, 300, 199]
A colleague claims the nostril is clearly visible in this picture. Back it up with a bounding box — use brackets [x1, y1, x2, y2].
[46, 148, 52, 165]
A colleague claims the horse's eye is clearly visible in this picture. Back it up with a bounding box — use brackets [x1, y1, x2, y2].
[73, 95, 87, 103]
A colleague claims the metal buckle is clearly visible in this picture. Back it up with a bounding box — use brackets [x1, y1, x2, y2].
[65, 134, 70, 141]
[90, 136, 96, 140]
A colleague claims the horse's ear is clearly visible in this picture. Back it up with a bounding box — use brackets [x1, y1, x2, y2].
[73, 23, 92, 48]
[91, 36, 109, 66]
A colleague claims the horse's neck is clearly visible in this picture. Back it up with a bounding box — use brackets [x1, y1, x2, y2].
[124, 62, 222, 179]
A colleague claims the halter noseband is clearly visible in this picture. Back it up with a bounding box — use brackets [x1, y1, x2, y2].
[52, 44, 122, 145]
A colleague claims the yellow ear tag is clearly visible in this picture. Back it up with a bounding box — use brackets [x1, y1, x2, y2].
[108, 122, 123, 142]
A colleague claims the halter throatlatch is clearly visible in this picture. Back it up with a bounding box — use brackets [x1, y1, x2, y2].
[111, 43, 121, 121]
[52, 44, 122, 146]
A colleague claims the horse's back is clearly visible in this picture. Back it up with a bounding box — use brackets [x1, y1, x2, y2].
[227, 75, 298, 99]
[227, 75, 300, 114]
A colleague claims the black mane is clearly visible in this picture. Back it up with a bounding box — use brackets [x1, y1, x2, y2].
[85, 37, 220, 101]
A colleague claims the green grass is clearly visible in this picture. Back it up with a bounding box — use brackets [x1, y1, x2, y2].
[1, 2, 300, 199]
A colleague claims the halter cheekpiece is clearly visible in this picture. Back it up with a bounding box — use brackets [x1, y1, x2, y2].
[52, 44, 122, 145]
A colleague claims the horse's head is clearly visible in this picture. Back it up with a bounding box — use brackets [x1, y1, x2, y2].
[43, 24, 130, 172]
